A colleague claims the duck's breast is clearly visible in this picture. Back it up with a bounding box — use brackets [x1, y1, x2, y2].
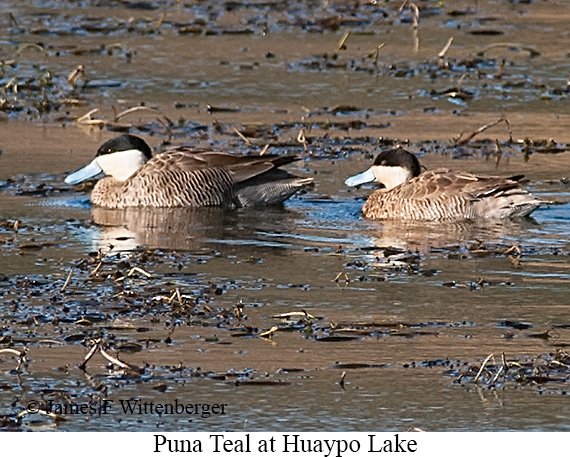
[92, 162, 236, 209]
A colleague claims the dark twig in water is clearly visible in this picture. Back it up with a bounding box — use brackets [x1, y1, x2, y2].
[80, 339, 136, 372]
[16, 43, 44, 56]
[155, 12, 165, 30]
[478, 43, 540, 58]
[234, 302, 244, 320]
[99, 346, 133, 370]
[175, 288, 183, 306]
[297, 128, 308, 153]
[456, 118, 512, 145]
[474, 353, 494, 383]
[438, 37, 454, 59]
[9, 12, 18, 26]
[207, 104, 240, 113]
[66, 65, 85, 88]
[259, 326, 278, 339]
[0, 348, 28, 371]
[339, 371, 347, 388]
[90, 261, 103, 277]
[336, 30, 350, 52]
[234, 127, 252, 146]
[370, 43, 386, 67]
[77, 108, 106, 126]
[17, 407, 67, 424]
[60, 266, 74, 292]
[272, 311, 315, 320]
[503, 245, 521, 257]
[456, 73, 468, 91]
[495, 59, 505, 79]
[116, 266, 152, 282]
[114, 106, 159, 122]
[410, 3, 420, 53]
[80, 341, 99, 370]
[526, 328, 559, 340]
[490, 365, 504, 386]
[155, 116, 173, 142]
[494, 139, 502, 168]
[333, 271, 350, 287]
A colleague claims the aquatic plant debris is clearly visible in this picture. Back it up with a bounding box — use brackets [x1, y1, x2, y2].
[2, 0, 570, 432]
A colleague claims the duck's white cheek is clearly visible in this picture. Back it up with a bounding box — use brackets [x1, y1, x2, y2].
[96, 149, 146, 181]
[373, 165, 410, 190]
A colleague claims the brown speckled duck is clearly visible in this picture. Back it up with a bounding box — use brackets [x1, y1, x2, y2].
[345, 149, 545, 221]
[65, 134, 313, 209]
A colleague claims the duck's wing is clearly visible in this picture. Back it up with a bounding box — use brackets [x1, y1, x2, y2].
[396, 169, 523, 200]
[451, 172, 525, 198]
[152, 147, 301, 184]
[387, 169, 476, 200]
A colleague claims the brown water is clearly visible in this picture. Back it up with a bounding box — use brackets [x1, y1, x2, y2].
[1, 0, 570, 432]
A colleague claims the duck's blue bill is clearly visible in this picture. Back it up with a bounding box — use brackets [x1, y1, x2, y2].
[344, 168, 376, 187]
[65, 159, 103, 185]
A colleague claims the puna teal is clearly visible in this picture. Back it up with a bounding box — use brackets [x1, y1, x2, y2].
[65, 134, 313, 209]
[345, 149, 545, 221]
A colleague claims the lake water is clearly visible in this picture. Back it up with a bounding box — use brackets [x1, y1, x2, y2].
[0, 0, 569, 432]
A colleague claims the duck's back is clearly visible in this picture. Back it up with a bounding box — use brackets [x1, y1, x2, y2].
[361, 169, 542, 221]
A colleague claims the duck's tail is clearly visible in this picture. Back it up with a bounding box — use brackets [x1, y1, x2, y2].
[236, 172, 313, 207]
[476, 189, 547, 219]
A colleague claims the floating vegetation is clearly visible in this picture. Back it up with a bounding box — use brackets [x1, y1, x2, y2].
[2, 0, 570, 432]
[3, 0, 569, 134]
[1, 225, 569, 430]
[452, 351, 570, 393]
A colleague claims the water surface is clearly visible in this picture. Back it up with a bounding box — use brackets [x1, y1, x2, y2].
[1, 0, 570, 432]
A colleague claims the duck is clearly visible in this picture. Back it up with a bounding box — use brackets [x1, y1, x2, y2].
[65, 134, 313, 209]
[344, 148, 545, 221]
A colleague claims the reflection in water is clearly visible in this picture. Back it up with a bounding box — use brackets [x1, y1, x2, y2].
[91, 205, 305, 253]
[91, 199, 521, 255]
[92, 206, 234, 252]
[293, 198, 543, 254]
[364, 217, 540, 251]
